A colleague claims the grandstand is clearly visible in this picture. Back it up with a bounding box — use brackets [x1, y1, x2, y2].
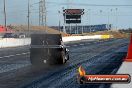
[50, 24, 112, 34]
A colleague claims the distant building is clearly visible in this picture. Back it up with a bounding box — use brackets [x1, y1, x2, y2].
[50, 24, 112, 34]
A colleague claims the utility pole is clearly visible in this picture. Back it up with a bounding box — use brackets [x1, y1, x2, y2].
[39, 0, 47, 32]
[3, 0, 7, 31]
[39, 1, 41, 26]
[27, 0, 30, 36]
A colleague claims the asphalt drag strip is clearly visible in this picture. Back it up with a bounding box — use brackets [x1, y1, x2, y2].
[22, 39, 128, 88]
[0, 39, 129, 88]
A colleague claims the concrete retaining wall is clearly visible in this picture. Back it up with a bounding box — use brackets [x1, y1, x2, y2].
[0, 38, 31, 48]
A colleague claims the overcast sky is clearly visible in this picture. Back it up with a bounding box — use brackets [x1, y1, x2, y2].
[0, 0, 132, 29]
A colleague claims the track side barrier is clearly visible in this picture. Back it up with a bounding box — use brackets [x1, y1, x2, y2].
[0, 38, 30, 48]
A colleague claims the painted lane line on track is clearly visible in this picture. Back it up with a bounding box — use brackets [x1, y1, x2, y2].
[86, 43, 90, 44]
[0, 52, 30, 59]
[73, 45, 78, 47]
[66, 46, 70, 48]
[80, 44, 84, 46]
[93, 42, 98, 43]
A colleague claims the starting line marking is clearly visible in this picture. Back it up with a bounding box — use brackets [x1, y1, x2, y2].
[0, 52, 30, 59]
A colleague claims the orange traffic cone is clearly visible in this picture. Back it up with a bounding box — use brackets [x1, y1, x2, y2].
[124, 33, 132, 62]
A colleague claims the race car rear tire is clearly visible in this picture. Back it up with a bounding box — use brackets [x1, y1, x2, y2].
[59, 51, 66, 64]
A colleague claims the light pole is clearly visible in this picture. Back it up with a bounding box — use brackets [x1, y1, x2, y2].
[108, 9, 112, 31]
[3, 0, 7, 31]
[58, 11, 61, 33]
[108, 10, 110, 28]
[110, 9, 112, 30]
[88, 9, 91, 33]
[116, 8, 118, 30]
